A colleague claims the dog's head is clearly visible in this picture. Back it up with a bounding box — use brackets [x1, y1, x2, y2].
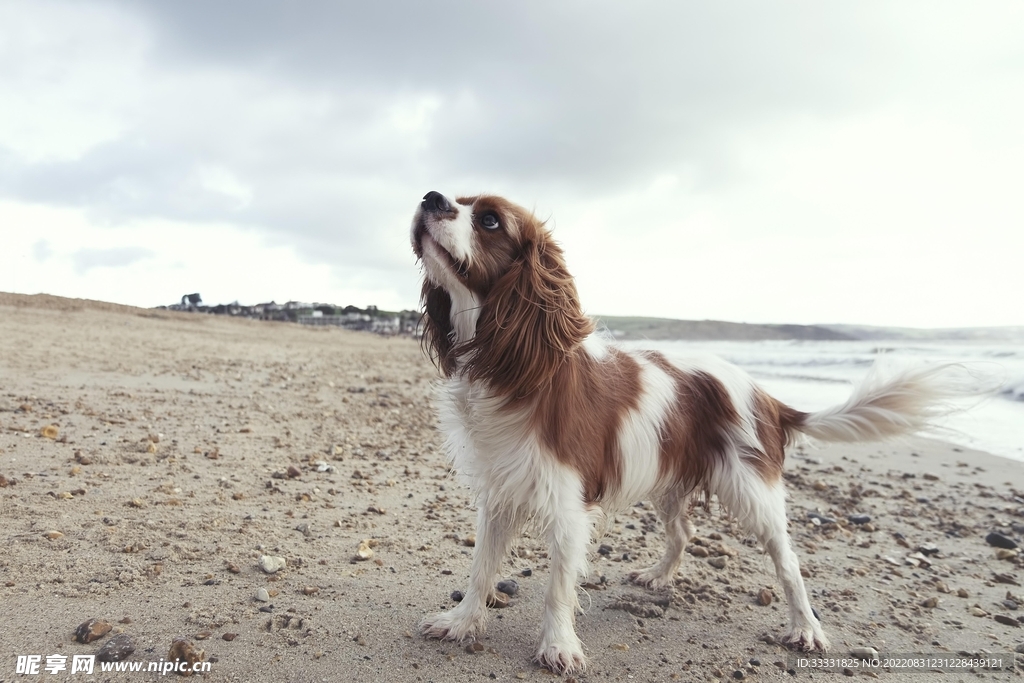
[411, 191, 594, 396]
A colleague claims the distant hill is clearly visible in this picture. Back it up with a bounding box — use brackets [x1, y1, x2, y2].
[821, 324, 1024, 342]
[594, 316, 854, 341]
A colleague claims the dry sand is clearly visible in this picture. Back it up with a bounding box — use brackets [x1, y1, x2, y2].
[1, 292, 1022, 682]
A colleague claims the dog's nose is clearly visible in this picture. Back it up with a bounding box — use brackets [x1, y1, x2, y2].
[422, 191, 451, 213]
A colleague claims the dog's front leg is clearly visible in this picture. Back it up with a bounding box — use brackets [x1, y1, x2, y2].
[421, 494, 517, 642]
[535, 501, 589, 675]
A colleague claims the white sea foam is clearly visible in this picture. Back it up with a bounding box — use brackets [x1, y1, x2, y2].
[625, 339, 1024, 462]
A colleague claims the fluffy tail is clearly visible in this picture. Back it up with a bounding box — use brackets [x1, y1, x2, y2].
[791, 362, 985, 443]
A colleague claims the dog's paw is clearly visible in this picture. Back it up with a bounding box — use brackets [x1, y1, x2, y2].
[628, 568, 674, 590]
[782, 624, 830, 652]
[535, 639, 587, 675]
[420, 607, 485, 642]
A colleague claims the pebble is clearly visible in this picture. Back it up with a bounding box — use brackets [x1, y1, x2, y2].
[986, 532, 1018, 549]
[921, 597, 938, 608]
[451, 590, 464, 602]
[259, 556, 286, 574]
[302, 586, 319, 595]
[286, 465, 301, 478]
[465, 642, 485, 654]
[969, 606, 988, 617]
[957, 588, 970, 598]
[851, 647, 879, 660]
[168, 639, 204, 670]
[689, 546, 710, 558]
[1004, 600, 1018, 611]
[487, 592, 509, 608]
[708, 556, 727, 569]
[609, 643, 629, 651]
[520, 569, 532, 577]
[44, 530, 64, 540]
[996, 549, 1018, 560]
[917, 543, 940, 556]
[462, 535, 476, 547]
[757, 589, 773, 606]
[222, 633, 237, 641]
[807, 512, 836, 524]
[732, 670, 745, 680]
[295, 523, 310, 536]
[355, 539, 376, 561]
[749, 658, 760, 667]
[848, 514, 871, 525]
[994, 614, 1020, 627]
[496, 580, 519, 596]
[254, 588, 270, 602]
[97, 634, 135, 662]
[598, 544, 613, 556]
[75, 618, 112, 644]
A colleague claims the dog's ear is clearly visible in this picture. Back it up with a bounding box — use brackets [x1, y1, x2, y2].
[466, 230, 593, 398]
[420, 281, 457, 377]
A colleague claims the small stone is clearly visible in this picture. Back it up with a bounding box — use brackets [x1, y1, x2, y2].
[40, 425, 59, 439]
[521, 568, 532, 577]
[997, 549, 1018, 560]
[935, 581, 950, 593]
[286, 465, 302, 478]
[994, 614, 1020, 627]
[75, 619, 112, 644]
[169, 639, 204, 673]
[295, 523, 310, 536]
[921, 597, 938, 608]
[354, 635, 367, 646]
[255, 588, 270, 602]
[757, 588, 773, 606]
[957, 588, 969, 598]
[994, 573, 1021, 586]
[487, 592, 509, 608]
[222, 633, 237, 641]
[917, 543, 940, 556]
[807, 512, 836, 524]
[708, 556, 727, 569]
[987, 532, 1018, 549]
[609, 643, 629, 651]
[195, 631, 212, 640]
[462, 535, 476, 547]
[851, 647, 879, 660]
[598, 544, 613, 556]
[688, 545, 710, 558]
[1003, 599, 1018, 611]
[497, 580, 519, 596]
[302, 586, 319, 595]
[862, 523, 876, 532]
[465, 641, 485, 654]
[226, 563, 240, 574]
[732, 670, 745, 680]
[749, 658, 761, 667]
[97, 633, 135, 662]
[848, 514, 871, 525]
[451, 590, 464, 602]
[259, 555, 286, 574]
[44, 530, 64, 540]
[355, 539, 375, 560]
[969, 606, 988, 617]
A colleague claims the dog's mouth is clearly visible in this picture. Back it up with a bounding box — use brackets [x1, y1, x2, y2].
[414, 220, 469, 280]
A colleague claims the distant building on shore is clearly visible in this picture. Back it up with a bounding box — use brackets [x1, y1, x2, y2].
[157, 296, 422, 336]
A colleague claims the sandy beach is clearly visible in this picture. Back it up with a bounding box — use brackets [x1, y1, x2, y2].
[1, 292, 1022, 682]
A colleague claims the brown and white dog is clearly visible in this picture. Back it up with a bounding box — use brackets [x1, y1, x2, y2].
[411, 191, 967, 674]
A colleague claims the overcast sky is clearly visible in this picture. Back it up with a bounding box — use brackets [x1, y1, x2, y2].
[1, 0, 1022, 327]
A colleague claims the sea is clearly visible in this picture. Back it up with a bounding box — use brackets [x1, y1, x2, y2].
[623, 339, 1024, 463]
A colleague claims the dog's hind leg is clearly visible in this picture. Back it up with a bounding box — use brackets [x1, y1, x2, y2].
[630, 491, 694, 589]
[711, 462, 829, 652]
[421, 494, 519, 642]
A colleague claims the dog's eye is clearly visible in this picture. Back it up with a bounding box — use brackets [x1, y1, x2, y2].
[480, 213, 500, 230]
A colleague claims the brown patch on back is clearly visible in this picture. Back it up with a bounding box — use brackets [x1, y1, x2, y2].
[745, 390, 807, 482]
[533, 347, 642, 503]
[643, 351, 741, 493]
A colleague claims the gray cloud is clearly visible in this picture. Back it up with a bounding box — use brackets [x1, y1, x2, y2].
[3, 0, 1022, 311]
[72, 246, 155, 274]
